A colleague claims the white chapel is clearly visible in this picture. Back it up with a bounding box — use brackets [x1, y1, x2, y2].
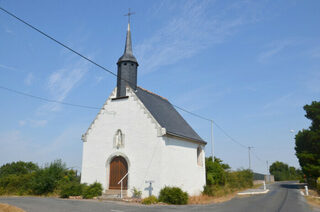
[80, 22, 206, 198]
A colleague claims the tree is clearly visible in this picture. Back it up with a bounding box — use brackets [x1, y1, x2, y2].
[269, 161, 289, 181]
[0, 161, 38, 178]
[295, 101, 320, 183]
[205, 157, 230, 186]
[269, 161, 301, 181]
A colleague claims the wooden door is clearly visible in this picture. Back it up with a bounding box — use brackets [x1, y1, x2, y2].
[109, 156, 128, 189]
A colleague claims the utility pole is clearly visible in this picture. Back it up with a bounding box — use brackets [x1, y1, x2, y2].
[248, 146, 253, 170]
[266, 160, 269, 174]
[211, 120, 214, 162]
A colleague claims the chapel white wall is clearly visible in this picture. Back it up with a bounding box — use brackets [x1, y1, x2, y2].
[81, 87, 165, 198]
[161, 136, 206, 196]
[81, 87, 206, 198]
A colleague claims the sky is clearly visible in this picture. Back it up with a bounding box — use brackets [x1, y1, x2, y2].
[0, 0, 319, 174]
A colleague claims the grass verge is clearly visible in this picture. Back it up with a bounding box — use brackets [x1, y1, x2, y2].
[0, 203, 25, 212]
[189, 184, 264, 205]
[304, 189, 320, 208]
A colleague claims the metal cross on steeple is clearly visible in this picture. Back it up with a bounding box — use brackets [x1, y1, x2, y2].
[124, 8, 135, 24]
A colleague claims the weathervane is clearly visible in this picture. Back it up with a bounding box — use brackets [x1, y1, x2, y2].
[124, 8, 135, 24]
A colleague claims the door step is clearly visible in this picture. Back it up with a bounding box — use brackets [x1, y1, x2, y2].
[100, 189, 128, 199]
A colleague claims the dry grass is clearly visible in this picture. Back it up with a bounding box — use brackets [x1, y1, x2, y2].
[305, 189, 320, 208]
[306, 196, 320, 208]
[188, 184, 264, 205]
[189, 193, 235, 204]
[0, 203, 25, 212]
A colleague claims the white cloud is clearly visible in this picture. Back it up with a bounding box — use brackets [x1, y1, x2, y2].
[0, 64, 17, 72]
[258, 40, 293, 62]
[18, 120, 26, 126]
[42, 59, 90, 112]
[29, 119, 48, 127]
[135, 0, 260, 74]
[6, 29, 12, 34]
[18, 119, 48, 127]
[24, 72, 34, 86]
[262, 93, 294, 110]
[95, 76, 104, 83]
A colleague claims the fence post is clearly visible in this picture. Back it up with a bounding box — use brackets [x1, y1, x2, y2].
[305, 185, 309, 196]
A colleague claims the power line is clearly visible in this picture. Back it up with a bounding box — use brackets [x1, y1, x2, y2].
[252, 151, 264, 163]
[173, 105, 212, 122]
[0, 6, 117, 79]
[0, 85, 102, 110]
[172, 105, 248, 149]
[0, 6, 250, 151]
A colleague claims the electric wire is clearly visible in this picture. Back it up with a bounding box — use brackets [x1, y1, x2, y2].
[0, 85, 102, 110]
[0, 6, 251, 152]
[0, 6, 117, 78]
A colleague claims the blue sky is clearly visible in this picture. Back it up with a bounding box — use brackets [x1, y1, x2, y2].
[0, 0, 319, 174]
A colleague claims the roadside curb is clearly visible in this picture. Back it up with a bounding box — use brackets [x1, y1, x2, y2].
[237, 189, 269, 195]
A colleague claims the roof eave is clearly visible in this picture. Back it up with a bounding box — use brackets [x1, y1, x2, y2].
[165, 131, 207, 145]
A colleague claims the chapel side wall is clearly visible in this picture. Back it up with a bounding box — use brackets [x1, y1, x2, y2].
[160, 136, 206, 196]
[81, 88, 165, 198]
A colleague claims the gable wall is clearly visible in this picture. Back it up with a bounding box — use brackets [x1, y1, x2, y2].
[81, 87, 165, 197]
[81, 87, 206, 197]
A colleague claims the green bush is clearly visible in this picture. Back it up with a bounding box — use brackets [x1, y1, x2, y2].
[202, 184, 218, 196]
[205, 157, 228, 186]
[0, 161, 38, 195]
[132, 187, 142, 198]
[203, 169, 253, 197]
[141, 195, 158, 204]
[226, 169, 253, 189]
[31, 169, 56, 195]
[59, 181, 84, 198]
[0, 159, 85, 197]
[0, 173, 34, 195]
[158, 186, 188, 205]
[31, 160, 67, 195]
[82, 182, 102, 199]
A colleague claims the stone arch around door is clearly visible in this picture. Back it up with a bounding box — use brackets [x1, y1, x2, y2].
[106, 153, 130, 190]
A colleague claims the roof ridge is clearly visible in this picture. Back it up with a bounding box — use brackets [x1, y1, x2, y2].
[138, 86, 168, 101]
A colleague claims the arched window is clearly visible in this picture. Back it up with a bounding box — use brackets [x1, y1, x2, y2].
[197, 146, 203, 167]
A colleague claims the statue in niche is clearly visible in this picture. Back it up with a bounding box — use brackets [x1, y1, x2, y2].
[114, 129, 124, 149]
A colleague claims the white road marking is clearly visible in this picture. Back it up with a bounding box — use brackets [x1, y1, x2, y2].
[237, 189, 270, 195]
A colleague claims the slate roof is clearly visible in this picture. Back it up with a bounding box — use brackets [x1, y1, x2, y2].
[135, 87, 206, 144]
[117, 23, 138, 64]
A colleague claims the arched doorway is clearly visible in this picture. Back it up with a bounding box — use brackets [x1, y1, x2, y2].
[109, 156, 128, 189]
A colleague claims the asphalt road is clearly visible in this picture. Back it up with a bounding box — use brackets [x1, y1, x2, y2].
[0, 181, 318, 212]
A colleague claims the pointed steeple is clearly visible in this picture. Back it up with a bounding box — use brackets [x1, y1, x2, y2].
[117, 23, 138, 64]
[116, 19, 138, 98]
